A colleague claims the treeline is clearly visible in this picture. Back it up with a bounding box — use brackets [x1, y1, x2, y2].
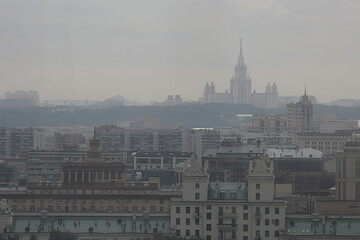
[0, 103, 358, 128]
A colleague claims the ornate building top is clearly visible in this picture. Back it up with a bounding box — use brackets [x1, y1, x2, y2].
[183, 154, 208, 175]
[248, 158, 274, 177]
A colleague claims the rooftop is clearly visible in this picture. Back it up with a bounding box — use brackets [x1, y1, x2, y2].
[284, 216, 360, 236]
[10, 215, 171, 234]
[208, 182, 247, 200]
[266, 147, 323, 158]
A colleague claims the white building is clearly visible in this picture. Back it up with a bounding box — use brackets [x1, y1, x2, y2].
[171, 156, 286, 240]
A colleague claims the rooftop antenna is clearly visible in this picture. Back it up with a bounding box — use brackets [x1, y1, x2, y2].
[304, 85, 307, 96]
[240, 38, 243, 55]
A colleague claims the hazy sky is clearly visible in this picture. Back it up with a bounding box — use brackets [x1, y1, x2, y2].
[1, 0, 360, 103]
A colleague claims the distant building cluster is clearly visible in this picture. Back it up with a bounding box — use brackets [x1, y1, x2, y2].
[165, 95, 182, 105]
[2, 46, 360, 240]
[327, 98, 360, 107]
[95, 125, 220, 158]
[199, 41, 279, 109]
[0, 90, 40, 107]
[198, 42, 322, 110]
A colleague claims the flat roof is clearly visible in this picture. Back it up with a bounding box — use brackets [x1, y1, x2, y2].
[10, 215, 171, 234]
[285, 216, 360, 236]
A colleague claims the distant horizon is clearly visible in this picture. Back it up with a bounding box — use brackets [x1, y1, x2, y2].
[1, 1, 360, 103]
[1, 90, 359, 105]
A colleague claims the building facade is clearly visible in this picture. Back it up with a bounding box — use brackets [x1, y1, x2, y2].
[252, 82, 279, 110]
[171, 157, 286, 240]
[296, 130, 353, 156]
[250, 115, 287, 133]
[286, 91, 313, 136]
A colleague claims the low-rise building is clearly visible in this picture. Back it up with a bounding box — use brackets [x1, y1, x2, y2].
[0, 138, 180, 214]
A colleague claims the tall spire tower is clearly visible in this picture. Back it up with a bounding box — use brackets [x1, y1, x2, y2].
[229, 39, 252, 104]
[240, 38, 243, 56]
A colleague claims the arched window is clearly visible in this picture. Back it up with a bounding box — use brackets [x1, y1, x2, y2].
[195, 183, 200, 189]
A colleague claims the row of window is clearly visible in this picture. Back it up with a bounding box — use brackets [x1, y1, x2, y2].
[304, 141, 344, 145]
[175, 205, 280, 215]
[12, 205, 163, 212]
[176, 229, 280, 239]
[28, 189, 156, 195]
[12, 198, 163, 204]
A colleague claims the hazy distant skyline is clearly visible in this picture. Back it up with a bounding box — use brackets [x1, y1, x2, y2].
[1, 0, 360, 103]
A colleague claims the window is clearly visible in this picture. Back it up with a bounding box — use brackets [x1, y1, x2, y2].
[243, 237, 248, 240]
[256, 183, 260, 189]
[206, 224, 211, 231]
[219, 219, 223, 225]
[176, 230, 180, 236]
[185, 230, 190, 236]
[207, 212, 212, 219]
[176, 207, 180, 213]
[275, 231, 279, 237]
[232, 230, 236, 239]
[275, 207, 279, 214]
[265, 231, 269, 237]
[243, 205, 248, 210]
[195, 230, 200, 238]
[186, 206, 190, 213]
[218, 206, 223, 216]
[232, 218, 236, 226]
[195, 193, 200, 199]
[265, 207, 269, 214]
[243, 213, 248, 220]
[195, 218, 199, 225]
[256, 207, 260, 215]
[265, 219, 269, 226]
[206, 236, 211, 240]
[275, 219, 279, 226]
[243, 224, 248, 232]
[256, 219, 260, 226]
[207, 204, 212, 210]
[232, 207, 236, 213]
[186, 218, 190, 225]
[195, 183, 200, 188]
[256, 193, 260, 200]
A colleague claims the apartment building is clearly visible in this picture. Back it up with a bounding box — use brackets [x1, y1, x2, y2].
[171, 157, 286, 240]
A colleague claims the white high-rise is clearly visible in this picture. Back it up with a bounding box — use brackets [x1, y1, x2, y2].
[230, 39, 252, 104]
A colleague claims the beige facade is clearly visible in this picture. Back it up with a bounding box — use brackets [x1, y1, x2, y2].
[297, 131, 352, 155]
[286, 92, 313, 136]
[336, 133, 360, 201]
[171, 157, 286, 240]
[250, 115, 287, 133]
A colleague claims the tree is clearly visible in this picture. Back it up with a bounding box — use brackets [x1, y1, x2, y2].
[49, 230, 77, 240]
[30, 235, 37, 240]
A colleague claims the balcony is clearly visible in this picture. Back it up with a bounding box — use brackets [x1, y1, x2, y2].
[254, 212, 261, 218]
[217, 223, 237, 230]
[220, 213, 238, 218]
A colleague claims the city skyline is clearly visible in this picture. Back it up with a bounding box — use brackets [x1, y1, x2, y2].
[1, 0, 360, 103]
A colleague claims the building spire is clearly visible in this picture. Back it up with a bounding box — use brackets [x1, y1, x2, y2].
[240, 38, 243, 55]
[304, 85, 307, 96]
